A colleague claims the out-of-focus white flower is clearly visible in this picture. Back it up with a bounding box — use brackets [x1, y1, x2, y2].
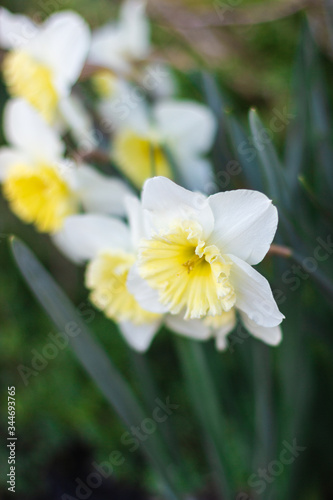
[128, 177, 284, 346]
[110, 99, 217, 191]
[0, 8, 90, 123]
[0, 99, 132, 233]
[88, 0, 149, 107]
[54, 200, 163, 352]
[88, 0, 174, 112]
[88, 0, 149, 76]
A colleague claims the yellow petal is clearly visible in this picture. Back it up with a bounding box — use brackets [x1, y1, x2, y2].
[112, 129, 172, 188]
[3, 163, 77, 233]
[2, 50, 58, 123]
[92, 70, 117, 98]
[86, 251, 161, 325]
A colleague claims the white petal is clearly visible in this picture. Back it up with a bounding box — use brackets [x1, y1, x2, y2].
[125, 195, 149, 248]
[127, 264, 169, 313]
[229, 254, 284, 328]
[0, 148, 30, 181]
[89, 1, 149, 73]
[58, 96, 97, 153]
[27, 11, 90, 93]
[53, 214, 131, 263]
[109, 95, 150, 134]
[4, 99, 64, 162]
[141, 176, 214, 238]
[208, 190, 278, 265]
[75, 164, 133, 216]
[240, 311, 282, 346]
[119, 319, 162, 352]
[215, 335, 228, 351]
[0, 7, 38, 49]
[165, 314, 211, 340]
[53, 158, 78, 189]
[154, 100, 217, 155]
[120, 0, 150, 60]
[176, 155, 214, 193]
[214, 319, 236, 351]
[143, 63, 176, 99]
[89, 24, 130, 72]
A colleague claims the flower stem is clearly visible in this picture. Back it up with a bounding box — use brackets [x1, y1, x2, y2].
[175, 337, 234, 499]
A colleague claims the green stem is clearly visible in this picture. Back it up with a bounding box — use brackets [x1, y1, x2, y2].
[175, 337, 234, 500]
[129, 350, 195, 493]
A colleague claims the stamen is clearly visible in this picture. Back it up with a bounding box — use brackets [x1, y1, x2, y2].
[138, 221, 237, 318]
[182, 254, 204, 274]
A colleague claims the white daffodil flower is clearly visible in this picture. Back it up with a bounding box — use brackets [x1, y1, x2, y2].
[88, 0, 149, 105]
[88, 0, 174, 130]
[127, 176, 284, 347]
[54, 205, 163, 352]
[0, 8, 90, 123]
[88, 0, 149, 77]
[0, 99, 132, 233]
[55, 196, 221, 352]
[110, 99, 217, 191]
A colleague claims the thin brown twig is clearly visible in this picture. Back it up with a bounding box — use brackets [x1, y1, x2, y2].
[74, 149, 110, 165]
[267, 244, 293, 259]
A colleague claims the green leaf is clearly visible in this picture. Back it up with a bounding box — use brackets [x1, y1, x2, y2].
[161, 144, 182, 186]
[292, 250, 333, 306]
[10, 236, 186, 500]
[175, 337, 235, 500]
[284, 26, 310, 194]
[324, 0, 333, 54]
[226, 114, 264, 192]
[249, 108, 288, 207]
[307, 45, 333, 198]
[129, 350, 195, 491]
[200, 72, 236, 182]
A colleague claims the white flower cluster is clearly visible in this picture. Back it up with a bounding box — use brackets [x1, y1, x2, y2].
[0, 2, 284, 351]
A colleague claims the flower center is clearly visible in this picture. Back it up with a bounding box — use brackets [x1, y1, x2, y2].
[138, 221, 236, 319]
[112, 128, 172, 188]
[182, 254, 205, 274]
[2, 163, 78, 233]
[2, 50, 58, 123]
[86, 251, 161, 325]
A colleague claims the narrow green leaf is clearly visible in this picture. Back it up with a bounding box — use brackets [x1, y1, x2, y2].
[252, 344, 276, 476]
[308, 49, 333, 198]
[323, 0, 333, 51]
[200, 72, 236, 182]
[298, 176, 333, 224]
[292, 250, 333, 306]
[284, 32, 309, 194]
[129, 350, 195, 491]
[226, 114, 264, 192]
[10, 236, 185, 500]
[249, 108, 288, 206]
[175, 337, 234, 500]
[161, 144, 182, 185]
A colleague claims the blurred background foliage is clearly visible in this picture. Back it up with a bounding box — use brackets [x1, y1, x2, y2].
[0, 0, 333, 499]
